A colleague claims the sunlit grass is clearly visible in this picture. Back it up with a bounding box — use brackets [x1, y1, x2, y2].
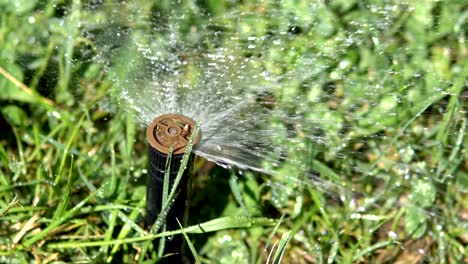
[0, 1, 466, 263]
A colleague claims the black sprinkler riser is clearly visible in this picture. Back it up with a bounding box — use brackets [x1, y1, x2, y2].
[146, 146, 193, 257]
[146, 114, 200, 262]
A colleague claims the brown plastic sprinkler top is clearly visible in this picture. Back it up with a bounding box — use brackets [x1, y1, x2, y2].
[146, 114, 200, 155]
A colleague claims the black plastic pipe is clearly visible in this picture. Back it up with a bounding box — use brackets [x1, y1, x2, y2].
[146, 114, 200, 262]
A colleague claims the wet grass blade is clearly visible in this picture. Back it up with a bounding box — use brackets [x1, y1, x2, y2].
[0, 65, 54, 107]
[327, 236, 339, 264]
[0, 195, 19, 217]
[269, 231, 291, 264]
[256, 214, 285, 264]
[22, 183, 105, 248]
[0, 144, 9, 186]
[177, 218, 201, 264]
[352, 240, 396, 261]
[229, 174, 250, 216]
[107, 199, 146, 262]
[47, 216, 276, 248]
[156, 146, 173, 257]
[53, 156, 74, 219]
[54, 114, 85, 186]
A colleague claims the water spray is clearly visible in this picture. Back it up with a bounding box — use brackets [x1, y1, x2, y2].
[146, 114, 200, 259]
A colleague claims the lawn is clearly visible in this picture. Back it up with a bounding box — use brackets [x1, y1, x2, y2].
[0, 0, 466, 263]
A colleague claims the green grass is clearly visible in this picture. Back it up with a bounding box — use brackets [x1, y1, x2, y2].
[0, 0, 467, 263]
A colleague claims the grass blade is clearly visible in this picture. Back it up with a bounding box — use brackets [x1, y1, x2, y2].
[256, 214, 285, 264]
[177, 218, 201, 264]
[54, 114, 85, 185]
[270, 231, 291, 264]
[156, 146, 173, 257]
[229, 174, 250, 216]
[22, 183, 105, 248]
[47, 216, 277, 248]
[53, 156, 74, 219]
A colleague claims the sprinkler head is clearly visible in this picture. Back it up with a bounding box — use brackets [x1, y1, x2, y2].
[146, 114, 199, 262]
[147, 114, 201, 155]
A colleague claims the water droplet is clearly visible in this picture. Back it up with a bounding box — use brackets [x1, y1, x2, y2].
[388, 231, 397, 239]
[33, 196, 40, 205]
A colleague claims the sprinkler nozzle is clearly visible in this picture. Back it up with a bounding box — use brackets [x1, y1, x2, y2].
[146, 114, 199, 262]
[147, 114, 200, 155]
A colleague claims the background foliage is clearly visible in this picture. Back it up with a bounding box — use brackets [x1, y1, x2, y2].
[0, 0, 466, 263]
